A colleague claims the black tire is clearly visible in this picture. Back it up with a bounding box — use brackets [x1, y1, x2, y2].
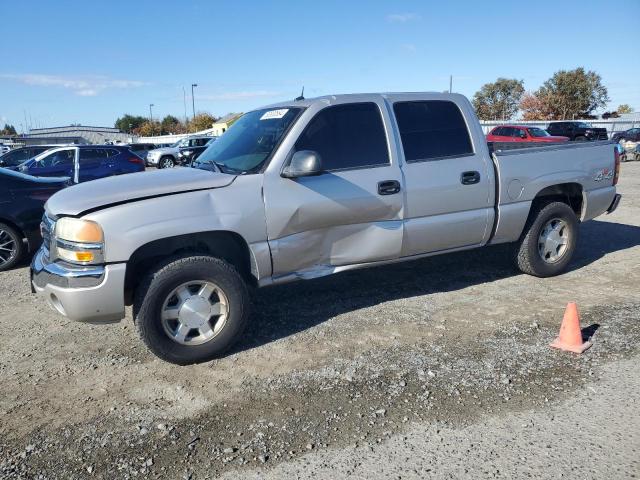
[575, 136, 587, 142]
[159, 156, 175, 169]
[0, 222, 24, 272]
[134, 255, 250, 365]
[515, 201, 579, 277]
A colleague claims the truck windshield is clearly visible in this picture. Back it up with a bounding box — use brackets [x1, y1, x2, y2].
[193, 107, 302, 174]
[528, 127, 550, 137]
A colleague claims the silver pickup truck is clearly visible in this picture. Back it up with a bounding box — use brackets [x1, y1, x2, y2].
[31, 92, 622, 364]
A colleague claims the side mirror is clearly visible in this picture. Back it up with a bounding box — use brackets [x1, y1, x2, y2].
[519, 132, 527, 139]
[282, 150, 323, 178]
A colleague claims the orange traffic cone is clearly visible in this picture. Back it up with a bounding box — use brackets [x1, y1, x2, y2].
[550, 302, 592, 353]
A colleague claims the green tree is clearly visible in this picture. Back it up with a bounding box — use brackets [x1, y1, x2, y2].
[134, 121, 161, 137]
[616, 104, 633, 114]
[535, 68, 609, 119]
[472, 78, 525, 120]
[114, 114, 148, 133]
[188, 112, 217, 133]
[0, 124, 17, 135]
[160, 115, 186, 135]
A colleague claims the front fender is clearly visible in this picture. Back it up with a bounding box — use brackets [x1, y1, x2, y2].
[84, 175, 270, 276]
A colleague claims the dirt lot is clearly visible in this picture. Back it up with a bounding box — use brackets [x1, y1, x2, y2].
[1, 163, 639, 480]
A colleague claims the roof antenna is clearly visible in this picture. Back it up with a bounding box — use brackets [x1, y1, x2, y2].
[295, 86, 305, 101]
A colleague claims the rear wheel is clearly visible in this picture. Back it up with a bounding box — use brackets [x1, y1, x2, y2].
[515, 202, 579, 277]
[134, 255, 250, 365]
[0, 223, 23, 272]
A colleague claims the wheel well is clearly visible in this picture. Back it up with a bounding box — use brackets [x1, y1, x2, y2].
[124, 231, 255, 305]
[532, 183, 583, 216]
[0, 218, 26, 242]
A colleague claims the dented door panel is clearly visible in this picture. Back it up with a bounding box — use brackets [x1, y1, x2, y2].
[265, 167, 404, 276]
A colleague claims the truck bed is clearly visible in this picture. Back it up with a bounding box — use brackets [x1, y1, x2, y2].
[489, 140, 617, 244]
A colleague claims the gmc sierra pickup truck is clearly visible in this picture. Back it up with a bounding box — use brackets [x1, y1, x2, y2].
[31, 93, 622, 365]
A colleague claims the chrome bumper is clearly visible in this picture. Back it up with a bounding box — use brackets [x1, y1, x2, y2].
[31, 248, 126, 324]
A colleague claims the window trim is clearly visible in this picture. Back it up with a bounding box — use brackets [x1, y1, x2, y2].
[288, 101, 392, 174]
[392, 99, 475, 164]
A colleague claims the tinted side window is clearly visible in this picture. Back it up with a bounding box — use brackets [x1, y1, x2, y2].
[4, 149, 29, 164]
[80, 149, 99, 162]
[393, 101, 473, 161]
[492, 127, 504, 136]
[295, 103, 389, 171]
[104, 148, 120, 157]
[40, 150, 74, 167]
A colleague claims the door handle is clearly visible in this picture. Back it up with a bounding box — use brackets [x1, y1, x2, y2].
[377, 180, 401, 195]
[460, 171, 480, 185]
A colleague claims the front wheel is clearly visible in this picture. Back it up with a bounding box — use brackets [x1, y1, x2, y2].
[159, 156, 175, 169]
[515, 202, 579, 277]
[0, 223, 23, 272]
[134, 255, 250, 365]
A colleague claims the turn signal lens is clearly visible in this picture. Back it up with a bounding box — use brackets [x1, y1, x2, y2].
[55, 217, 103, 243]
[57, 248, 95, 263]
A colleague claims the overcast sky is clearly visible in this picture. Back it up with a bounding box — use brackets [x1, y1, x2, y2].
[1, 0, 638, 131]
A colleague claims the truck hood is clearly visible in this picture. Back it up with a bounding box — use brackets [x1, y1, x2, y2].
[148, 147, 177, 156]
[46, 168, 236, 216]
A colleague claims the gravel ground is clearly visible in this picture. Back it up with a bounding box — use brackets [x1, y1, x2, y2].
[1, 163, 639, 480]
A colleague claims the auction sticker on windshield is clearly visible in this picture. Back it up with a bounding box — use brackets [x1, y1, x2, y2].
[260, 109, 289, 120]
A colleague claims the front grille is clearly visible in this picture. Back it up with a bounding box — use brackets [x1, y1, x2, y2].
[40, 214, 55, 258]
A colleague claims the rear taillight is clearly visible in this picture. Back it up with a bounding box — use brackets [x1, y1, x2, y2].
[128, 157, 144, 165]
[613, 146, 620, 185]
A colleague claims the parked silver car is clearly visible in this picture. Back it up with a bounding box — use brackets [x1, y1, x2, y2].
[146, 136, 213, 168]
[32, 92, 621, 364]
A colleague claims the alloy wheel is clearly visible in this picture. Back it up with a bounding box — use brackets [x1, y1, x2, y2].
[160, 281, 229, 345]
[537, 218, 569, 263]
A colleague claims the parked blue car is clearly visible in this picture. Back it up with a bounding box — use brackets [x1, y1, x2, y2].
[15, 145, 145, 182]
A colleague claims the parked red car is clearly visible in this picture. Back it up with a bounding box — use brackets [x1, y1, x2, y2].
[487, 125, 569, 143]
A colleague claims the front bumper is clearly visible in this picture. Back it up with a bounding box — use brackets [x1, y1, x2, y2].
[146, 155, 159, 165]
[31, 248, 126, 324]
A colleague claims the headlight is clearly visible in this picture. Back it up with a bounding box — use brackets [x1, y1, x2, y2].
[54, 218, 104, 264]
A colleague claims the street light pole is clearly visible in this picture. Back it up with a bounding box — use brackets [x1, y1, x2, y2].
[149, 104, 155, 135]
[191, 83, 198, 120]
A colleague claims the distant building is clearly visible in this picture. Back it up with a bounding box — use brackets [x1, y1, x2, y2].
[20, 125, 132, 145]
[211, 113, 242, 137]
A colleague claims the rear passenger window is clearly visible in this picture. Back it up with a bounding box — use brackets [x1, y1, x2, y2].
[79, 149, 99, 162]
[295, 102, 390, 171]
[394, 101, 473, 161]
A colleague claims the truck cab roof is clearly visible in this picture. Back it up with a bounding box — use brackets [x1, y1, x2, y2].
[263, 91, 462, 110]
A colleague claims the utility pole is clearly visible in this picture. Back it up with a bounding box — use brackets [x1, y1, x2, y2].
[449, 75, 453, 93]
[191, 83, 198, 120]
[149, 104, 155, 135]
[183, 86, 188, 124]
